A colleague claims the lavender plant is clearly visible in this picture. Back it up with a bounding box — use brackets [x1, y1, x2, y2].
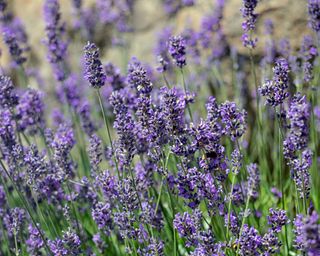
[0, 0, 318, 255]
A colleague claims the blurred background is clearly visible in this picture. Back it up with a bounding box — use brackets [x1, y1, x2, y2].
[0, 0, 311, 79]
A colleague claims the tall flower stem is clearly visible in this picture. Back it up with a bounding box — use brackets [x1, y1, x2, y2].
[236, 194, 251, 256]
[275, 106, 289, 254]
[226, 174, 236, 240]
[226, 140, 242, 241]
[96, 89, 120, 180]
[180, 68, 193, 122]
[13, 230, 19, 256]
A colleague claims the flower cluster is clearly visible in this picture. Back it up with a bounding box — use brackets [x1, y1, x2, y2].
[0, 1, 318, 256]
[241, 0, 258, 48]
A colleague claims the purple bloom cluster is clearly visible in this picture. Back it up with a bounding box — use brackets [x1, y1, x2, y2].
[83, 42, 106, 88]
[2, 27, 26, 66]
[241, 0, 258, 48]
[300, 36, 318, 83]
[168, 35, 187, 68]
[284, 94, 312, 198]
[308, 0, 320, 33]
[43, 0, 68, 81]
[0, 75, 18, 108]
[163, 0, 195, 16]
[0, 1, 318, 255]
[173, 209, 202, 247]
[16, 89, 45, 135]
[294, 211, 320, 255]
[259, 58, 290, 107]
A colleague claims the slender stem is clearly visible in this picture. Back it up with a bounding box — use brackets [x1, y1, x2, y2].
[162, 73, 171, 88]
[155, 177, 164, 215]
[180, 68, 194, 123]
[96, 89, 121, 180]
[14, 231, 19, 256]
[249, 49, 259, 114]
[275, 106, 289, 254]
[226, 174, 236, 240]
[66, 183, 81, 235]
[236, 195, 251, 255]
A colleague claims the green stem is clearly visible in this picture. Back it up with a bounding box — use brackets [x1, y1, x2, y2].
[14, 231, 19, 256]
[180, 68, 194, 122]
[96, 89, 120, 180]
[275, 106, 289, 254]
[236, 195, 251, 255]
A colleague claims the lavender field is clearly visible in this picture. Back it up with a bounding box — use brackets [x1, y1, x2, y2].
[0, 0, 319, 255]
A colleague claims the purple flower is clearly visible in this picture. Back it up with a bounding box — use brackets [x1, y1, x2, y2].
[0, 0, 7, 12]
[0, 108, 16, 150]
[198, 0, 228, 61]
[23, 144, 47, 190]
[4, 207, 25, 236]
[138, 238, 164, 256]
[62, 228, 81, 255]
[308, 0, 320, 33]
[2, 27, 26, 66]
[231, 149, 243, 174]
[83, 42, 106, 88]
[0, 185, 6, 213]
[173, 209, 201, 247]
[175, 167, 201, 209]
[88, 134, 103, 173]
[294, 211, 320, 254]
[26, 224, 44, 254]
[225, 211, 240, 235]
[163, 0, 195, 16]
[96, 170, 117, 200]
[283, 93, 311, 166]
[52, 124, 75, 178]
[0, 75, 18, 109]
[127, 57, 153, 94]
[261, 231, 282, 254]
[154, 27, 173, 73]
[270, 187, 282, 199]
[16, 89, 45, 135]
[241, 0, 258, 49]
[92, 202, 113, 233]
[72, 0, 82, 10]
[49, 229, 81, 255]
[104, 62, 126, 90]
[43, 0, 68, 81]
[259, 58, 290, 107]
[60, 74, 82, 110]
[160, 86, 186, 136]
[291, 149, 312, 199]
[267, 208, 288, 233]
[300, 36, 318, 83]
[78, 101, 96, 136]
[110, 90, 137, 166]
[49, 239, 68, 255]
[246, 163, 260, 197]
[168, 35, 187, 68]
[219, 101, 247, 141]
[236, 224, 262, 255]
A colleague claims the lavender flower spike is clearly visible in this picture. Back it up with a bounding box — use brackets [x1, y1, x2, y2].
[83, 42, 106, 88]
[308, 0, 320, 34]
[2, 27, 27, 66]
[43, 0, 68, 81]
[241, 0, 258, 48]
[168, 35, 187, 68]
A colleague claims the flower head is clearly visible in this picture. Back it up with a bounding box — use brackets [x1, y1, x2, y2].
[168, 35, 187, 68]
[83, 41, 106, 88]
